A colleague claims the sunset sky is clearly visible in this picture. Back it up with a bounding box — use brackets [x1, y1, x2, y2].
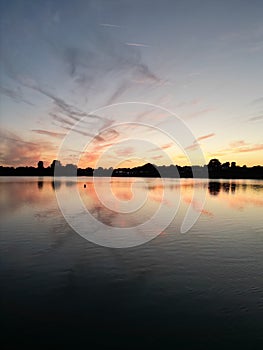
[0, 0, 263, 168]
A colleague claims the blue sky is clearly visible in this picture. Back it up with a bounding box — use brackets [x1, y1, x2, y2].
[0, 0, 263, 167]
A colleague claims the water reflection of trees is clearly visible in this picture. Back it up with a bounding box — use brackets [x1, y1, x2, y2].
[208, 182, 238, 196]
[231, 183, 236, 194]
[51, 180, 62, 190]
[38, 180, 43, 190]
[208, 182, 221, 196]
[65, 181, 75, 187]
[0, 181, 54, 216]
[79, 181, 158, 227]
[222, 183, 230, 193]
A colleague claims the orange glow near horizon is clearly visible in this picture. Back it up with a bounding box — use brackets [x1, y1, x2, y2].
[2, 153, 262, 169]
[1, 141, 262, 169]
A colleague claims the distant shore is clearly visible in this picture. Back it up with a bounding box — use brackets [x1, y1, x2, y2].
[1, 160, 262, 179]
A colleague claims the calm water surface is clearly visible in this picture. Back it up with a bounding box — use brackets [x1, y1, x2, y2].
[0, 177, 263, 348]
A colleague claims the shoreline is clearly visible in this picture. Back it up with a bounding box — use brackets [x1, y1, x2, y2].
[0, 175, 262, 180]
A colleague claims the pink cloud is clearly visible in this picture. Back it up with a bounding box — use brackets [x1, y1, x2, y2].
[237, 144, 263, 153]
[115, 147, 134, 157]
[0, 129, 57, 167]
[185, 108, 216, 119]
[197, 133, 215, 142]
[229, 140, 247, 148]
[185, 133, 215, 151]
[161, 143, 173, 150]
[226, 141, 263, 153]
[184, 197, 213, 217]
[185, 143, 200, 151]
[152, 155, 164, 160]
[148, 142, 173, 152]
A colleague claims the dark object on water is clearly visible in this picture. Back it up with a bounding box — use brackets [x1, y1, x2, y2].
[84, 184, 86, 188]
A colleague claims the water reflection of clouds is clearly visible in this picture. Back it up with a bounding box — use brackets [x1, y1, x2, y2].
[79, 180, 158, 228]
[0, 181, 55, 216]
[226, 196, 263, 210]
[1, 179, 263, 231]
[183, 197, 213, 217]
[47, 179, 263, 219]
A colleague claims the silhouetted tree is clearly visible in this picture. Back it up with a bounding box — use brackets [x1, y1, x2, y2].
[51, 160, 62, 170]
[50, 160, 62, 175]
[222, 162, 230, 169]
[64, 164, 77, 176]
[208, 159, 221, 170]
[37, 161, 44, 169]
[208, 159, 222, 178]
[0, 158, 262, 179]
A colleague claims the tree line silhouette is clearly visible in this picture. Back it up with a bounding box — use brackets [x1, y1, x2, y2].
[0, 158, 262, 179]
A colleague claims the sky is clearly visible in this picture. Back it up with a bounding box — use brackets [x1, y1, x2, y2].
[0, 0, 263, 168]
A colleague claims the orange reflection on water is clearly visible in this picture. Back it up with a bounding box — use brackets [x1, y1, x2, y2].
[183, 196, 214, 217]
[1, 178, 262, 232]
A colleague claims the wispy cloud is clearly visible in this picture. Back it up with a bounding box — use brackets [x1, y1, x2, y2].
[227, 140, 263, 153]
[229, 140, 247, 148]
[54, 123, 104, 141]
[197, 133, 215, 142]
[161, 143, 173, 150]
[213, 140, 263, 157]
[51, 115, 119, 144]
[236, 144, 263, 153]
[152, 155, 164, 160]
[5, 21, 163, 111]
[125, 42, 149, 48]
[148, 143, 173, 152]
[100, 23, 122, 28]
[106, 80, 130, 105]
[1, 17, 165, 159]
[135, 109, 156, 122]
[50, 113, 75, 127]
[185, 108, 216, 119]
[115, 147, 134, 157]
[99, 129, 119, 142]
[15, 77, 114, 133]
[31, 129, 66, 138]
[56, 35, 161, 91]
[62, 47, 96, 79]
[248, 115, 263, 122]
[175, 99, 201, 108]
[185, 143, 200, 151]
[134, 63, 161, 83]
[250, 97, 263, 104]
[0, 86, 34, 106]
[185, 133, 215, 151]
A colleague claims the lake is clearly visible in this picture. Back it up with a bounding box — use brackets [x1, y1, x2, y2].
[0, 177, 263, 348]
